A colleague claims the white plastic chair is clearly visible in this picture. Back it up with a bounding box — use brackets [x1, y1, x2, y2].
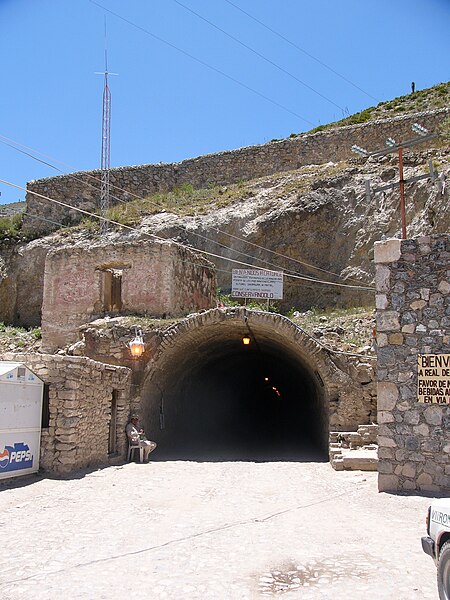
[127, 441, 144, 463]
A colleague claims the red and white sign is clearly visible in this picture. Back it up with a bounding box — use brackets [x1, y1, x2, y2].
[231, 269, 283, 300]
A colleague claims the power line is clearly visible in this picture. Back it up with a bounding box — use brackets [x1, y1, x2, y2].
[172, 0, 344, 112]
[223, 0, 379, 104]
[211, 227, 365, 285]
[0, 177, 374, 291]
[0, 136, 128, 207]
[0, 133, 371, 287]
[88, 0, 314, 125]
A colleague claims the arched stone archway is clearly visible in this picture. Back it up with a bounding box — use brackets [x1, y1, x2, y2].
[140, 308, 355, 461]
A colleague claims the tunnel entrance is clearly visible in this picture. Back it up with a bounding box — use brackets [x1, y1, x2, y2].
[141, 309, 331, 462]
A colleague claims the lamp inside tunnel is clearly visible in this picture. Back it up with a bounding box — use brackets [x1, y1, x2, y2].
[142, 327, 329, 462]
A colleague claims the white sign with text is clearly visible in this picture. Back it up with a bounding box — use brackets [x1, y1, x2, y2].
[231, 269, 283, 300]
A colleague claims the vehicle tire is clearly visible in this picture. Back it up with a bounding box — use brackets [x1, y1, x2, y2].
[437, 541, 450, 600]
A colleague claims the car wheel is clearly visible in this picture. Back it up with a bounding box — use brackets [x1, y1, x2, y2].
[438, 541, 450, 600]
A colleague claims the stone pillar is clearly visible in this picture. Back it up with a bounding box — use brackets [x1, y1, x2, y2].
[375, 235, 450, 493]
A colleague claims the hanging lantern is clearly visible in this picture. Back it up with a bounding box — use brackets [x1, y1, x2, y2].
[242, 336, 251, 346]
[129, 327, 145, 358]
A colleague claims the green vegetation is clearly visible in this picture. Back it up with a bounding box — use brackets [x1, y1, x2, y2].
[290, 81, 450, 137]
[72, 161, 350, 231]
[0, 213, 23, 240]
[94, 179, 255, 227]
[0, 322, 42, 353]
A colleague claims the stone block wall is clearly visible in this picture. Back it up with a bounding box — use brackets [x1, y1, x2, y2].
[77, 308, 377, 434]
[41, 239, 216, 352]
[3, 353, 131, 474]
[24, 108, 448, 233]
[375, 235, 450, 493]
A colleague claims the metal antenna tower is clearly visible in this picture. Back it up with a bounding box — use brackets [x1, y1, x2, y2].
[96, 20, 117, 236]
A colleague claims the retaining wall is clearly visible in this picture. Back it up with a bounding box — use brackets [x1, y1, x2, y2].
[24, 108, 448, 233]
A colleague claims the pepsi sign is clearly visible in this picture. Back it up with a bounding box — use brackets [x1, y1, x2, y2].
[0, 442, 33, 472]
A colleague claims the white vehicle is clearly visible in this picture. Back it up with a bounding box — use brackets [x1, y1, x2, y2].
[422, 499, 450, 599]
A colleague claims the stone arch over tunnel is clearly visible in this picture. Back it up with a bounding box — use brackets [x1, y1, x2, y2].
[141, 308, 339, 461]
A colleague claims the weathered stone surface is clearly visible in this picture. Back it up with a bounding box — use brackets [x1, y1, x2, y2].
[377, 311, 400, 332]
[377, 382, 398, 411]
[417, 472, 433, 486]
[41, 240, 216, 352]
[378, 474, 399, 492]
[438, 280, 450, 295]
[376, 294, 388, 309]
[24, 108, 449, 237]
[374, 239, 401, 264]
[424, 406, 443, 426]
[388, 333, 404, 345]
[410, 300, 427, 310]
[376, 234, 450, 493]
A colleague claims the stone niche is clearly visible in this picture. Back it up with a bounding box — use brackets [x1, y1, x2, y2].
[41, 239, 216, 352]
[375, 234, 450, 493]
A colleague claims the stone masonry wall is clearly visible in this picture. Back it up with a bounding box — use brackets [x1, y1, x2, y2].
[76, 308, 377, 433]
[2, 353, 132, 474]
[375, 235, 450, 493]
[24, 108, 448, 233]
[41, 239, 216, 352]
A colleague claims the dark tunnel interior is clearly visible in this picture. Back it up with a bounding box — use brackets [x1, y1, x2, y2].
[145, 341, 329, 462]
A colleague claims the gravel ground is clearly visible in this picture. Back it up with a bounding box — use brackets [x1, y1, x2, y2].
[0, 461, 437, 600]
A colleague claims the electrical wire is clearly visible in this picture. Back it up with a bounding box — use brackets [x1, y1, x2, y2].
[0, 133, 373, 288]
[0, 136, 128, 207]
[223, 0, 379, 104]
[172, 0, 344, 111]
[88, 0, 314, 125]
[211, 226, 365, 284]
[0, 177, 375, 291]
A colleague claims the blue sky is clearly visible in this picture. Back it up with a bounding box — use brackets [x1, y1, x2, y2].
[0, 0, 449, 205]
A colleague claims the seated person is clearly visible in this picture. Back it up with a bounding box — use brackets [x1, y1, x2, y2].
[126, 415, 157, 462]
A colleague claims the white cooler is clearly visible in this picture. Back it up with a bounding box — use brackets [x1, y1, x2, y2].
[0, 362, 44, 480]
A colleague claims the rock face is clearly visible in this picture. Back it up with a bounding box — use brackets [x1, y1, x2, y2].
[142, 149, 449, 312]
[1, 147, 448, 326]
[0, 142, 450, 326]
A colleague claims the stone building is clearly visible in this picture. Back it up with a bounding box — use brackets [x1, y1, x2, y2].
[41, 239, 216, 352]
[375, 234, 450, 493]
[3, 353, 131, 474]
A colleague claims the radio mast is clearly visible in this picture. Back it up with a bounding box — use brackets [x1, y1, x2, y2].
[96, 19, 116, 236]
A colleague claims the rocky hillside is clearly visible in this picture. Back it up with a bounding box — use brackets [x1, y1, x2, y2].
[0, 144, 448, 327]
[101, 145, 449, 311]
[0, 80, 448, 327]
[302, 81, 450, 134]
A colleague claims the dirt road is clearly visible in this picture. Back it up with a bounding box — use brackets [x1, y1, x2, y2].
[0, 461, 437, 599]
